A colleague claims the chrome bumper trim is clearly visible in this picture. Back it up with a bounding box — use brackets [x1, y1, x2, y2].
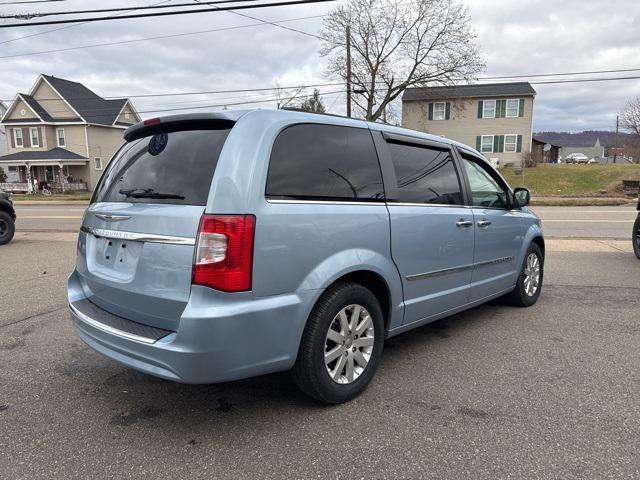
[69, 302, 158, 345]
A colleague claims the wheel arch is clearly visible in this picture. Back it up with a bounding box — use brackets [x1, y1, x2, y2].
[0, 200, 15, 220]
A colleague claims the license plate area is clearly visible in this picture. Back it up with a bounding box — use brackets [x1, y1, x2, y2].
[86, 235, 143, 281]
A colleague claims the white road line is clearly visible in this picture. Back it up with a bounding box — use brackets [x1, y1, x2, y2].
[542, 220, 634, 223]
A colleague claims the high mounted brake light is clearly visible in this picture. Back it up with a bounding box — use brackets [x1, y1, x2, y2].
[143, 118, 161, 126]
[192, 215, 255, 292]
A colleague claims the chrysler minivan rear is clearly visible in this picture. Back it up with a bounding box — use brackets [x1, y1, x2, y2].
[69, 111, 314, 384]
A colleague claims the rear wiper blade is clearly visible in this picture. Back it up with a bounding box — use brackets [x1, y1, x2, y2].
[119, 188, 185, 200]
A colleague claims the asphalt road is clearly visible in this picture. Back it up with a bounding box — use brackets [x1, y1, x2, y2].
[12, 202, 640, 239]
[1, 233, 639, 479]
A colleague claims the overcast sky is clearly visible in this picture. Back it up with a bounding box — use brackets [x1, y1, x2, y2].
[0, 0, 638, 132]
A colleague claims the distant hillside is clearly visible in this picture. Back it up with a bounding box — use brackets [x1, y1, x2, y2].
[534, 130, 637, 147]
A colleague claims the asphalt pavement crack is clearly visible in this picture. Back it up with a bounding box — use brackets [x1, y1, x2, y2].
[0, 305, 68, 330]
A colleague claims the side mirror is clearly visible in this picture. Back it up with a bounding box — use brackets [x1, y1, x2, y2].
[513, 187, 531, 208]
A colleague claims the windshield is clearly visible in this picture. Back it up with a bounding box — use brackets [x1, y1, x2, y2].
[92, 128, 232, 206]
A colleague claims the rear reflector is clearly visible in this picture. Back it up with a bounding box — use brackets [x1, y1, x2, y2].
[192, 214, 255, 292]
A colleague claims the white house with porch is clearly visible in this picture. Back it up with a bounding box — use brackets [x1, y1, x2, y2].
[0, 74, 140, 193]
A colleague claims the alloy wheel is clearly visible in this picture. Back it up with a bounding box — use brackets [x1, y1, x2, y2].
[0, 218, 7, 239]
[523, 252, 540, 297]
[324, 304, 375, 384]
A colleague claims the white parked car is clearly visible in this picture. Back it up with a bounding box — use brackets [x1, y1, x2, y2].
[564, 153, 589, 164]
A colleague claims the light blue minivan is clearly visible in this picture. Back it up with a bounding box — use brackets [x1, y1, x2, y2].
[68, 109, 544, 403]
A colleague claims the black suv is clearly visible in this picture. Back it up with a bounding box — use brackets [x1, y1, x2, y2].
[0, 189, 16, 245]
[634, 196, 640, 259]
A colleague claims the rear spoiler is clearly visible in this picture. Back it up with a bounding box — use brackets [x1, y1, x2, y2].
[124, 112, 240, 142]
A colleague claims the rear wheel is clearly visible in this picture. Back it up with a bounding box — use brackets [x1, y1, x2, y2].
[0, 211, 15, 245]
[292, 282, 384, 404]
[503, 243, 543, 307]
[633, 215, 640, 260]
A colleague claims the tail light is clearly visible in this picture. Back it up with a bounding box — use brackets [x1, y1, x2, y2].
[192, 214, 255, 292]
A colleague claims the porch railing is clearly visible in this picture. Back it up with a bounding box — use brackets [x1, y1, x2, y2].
[0, 182, 29, 192]
[0, 182, 88, 193]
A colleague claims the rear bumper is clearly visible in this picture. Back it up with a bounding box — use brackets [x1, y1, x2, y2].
[68, 270, 317, 383]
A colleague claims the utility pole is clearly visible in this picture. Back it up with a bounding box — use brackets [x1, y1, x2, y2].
[346, 24, 352, 118]
[614, 115, 619, 163]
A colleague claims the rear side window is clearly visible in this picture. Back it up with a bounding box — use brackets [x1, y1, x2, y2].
[93, 128, 231, 205]
[387, 142, 463, 205]
[266, 124, 384, 201]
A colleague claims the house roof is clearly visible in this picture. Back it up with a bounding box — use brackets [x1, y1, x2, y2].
[0, 147, 87, 161]
[42, 74, 130, 125]
[402, 82, 536, 101]
[20, 94, 54, 122]
[532, 136, 561, 148]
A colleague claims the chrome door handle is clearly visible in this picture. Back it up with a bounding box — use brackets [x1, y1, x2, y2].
[477, 220, 492, 228]
[456, 219, 473, 228]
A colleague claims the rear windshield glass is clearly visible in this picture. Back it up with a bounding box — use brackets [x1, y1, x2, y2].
[93, 128, 231, 206]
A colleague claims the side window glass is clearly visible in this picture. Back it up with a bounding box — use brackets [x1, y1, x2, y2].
[462, 156, 510, 209]
[266, 124, 384, 201]
[387, 142, 463, 205]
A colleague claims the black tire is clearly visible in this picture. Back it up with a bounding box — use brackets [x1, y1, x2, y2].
[633, 215, 640, 260]
[292, 282, 384, 404]
[0, 210, 15, 245]
[503, 243, 544, 307]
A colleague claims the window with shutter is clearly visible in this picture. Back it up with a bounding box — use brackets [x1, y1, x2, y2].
[504, 135, 518, 152]
[432, 102, 446, 120]
[506, 99, 520, 117]
[481, 135, 494, 153]
[482, 100, 496, 118]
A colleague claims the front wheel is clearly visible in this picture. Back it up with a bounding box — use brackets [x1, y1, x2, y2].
[503, 243, 544, 307]
[633, 215, 640, 260]
[0, 210, 15, 245]
[292, 282, 384, 404]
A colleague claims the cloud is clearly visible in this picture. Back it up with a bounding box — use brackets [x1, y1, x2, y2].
[0, 0, 638, 131]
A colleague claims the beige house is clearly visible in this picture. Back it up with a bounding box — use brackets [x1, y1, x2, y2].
[0, 102, 7, 158]
[0, 74, 140, 192]
[402, 82, 536, 166]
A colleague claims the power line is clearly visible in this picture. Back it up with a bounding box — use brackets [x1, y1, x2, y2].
[0, 13, 324, 59]
[0, 0, 337, 28]
[192, 0, 321, 39]
[529, 75, 640, 85]
[0, 0, 177, 46]
[0, 81, 343, 103]
[481, 67, 640, 80]
[4, 70, 640, 103]
[0, 0, 264, 19]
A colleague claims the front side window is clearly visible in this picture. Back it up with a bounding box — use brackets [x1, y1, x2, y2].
[30, 127, 39, 147]
[57, 128, 66, 147]
[14, 128, 23, 147]
[266, 124, 384, 201]
[481, 135, 494, 153]
[433, 102, 446, 120]
[482, 100, 496, 118]
[506, 99, 520, 117]
[504, 134, 518, 153]
[387, 142, 463, 205]
[462, 156, 510, 209]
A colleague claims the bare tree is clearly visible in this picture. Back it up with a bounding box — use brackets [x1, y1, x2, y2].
[621, 96, 640, 137]
[298, 89, 327, 113]
[273, 81, 306, 109]
[320, 0, 484, 121]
